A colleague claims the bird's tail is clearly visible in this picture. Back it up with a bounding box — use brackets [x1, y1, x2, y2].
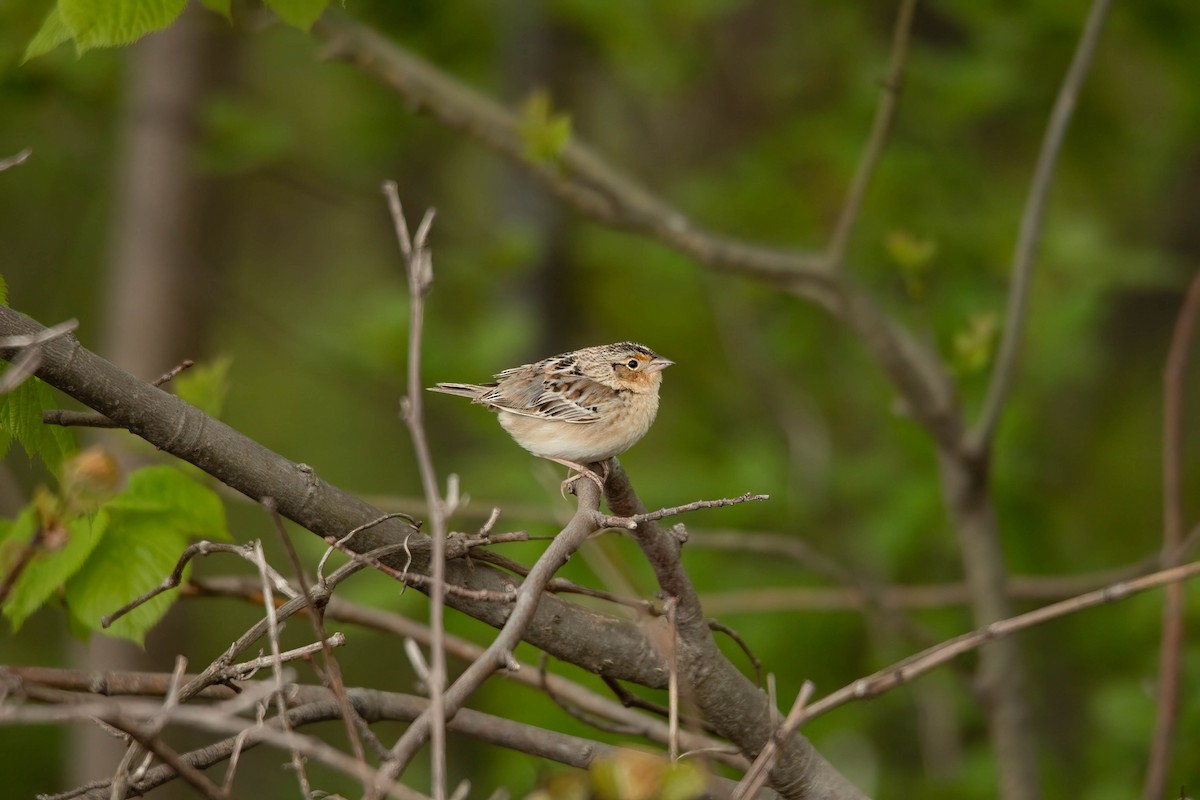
[427, 382, 487, 399]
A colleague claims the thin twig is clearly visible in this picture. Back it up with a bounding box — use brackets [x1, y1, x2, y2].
[39, 356, 191, 426]
[316, 512, 418, 583]
[1142, 269, 1200, 800]
[539, 661, 643, 736]
[118, 725, 228, 800]
[152, 358, 195, 386]
[799, 559, 1200, 726]
[102, 541, 295, 629]
[599, 676, 715, 735]
[971, 0, 1114, 451]
[594, 492, 769, 530]
[0, 148, 32, 171]
[323, 534, 516, 603]
[383, 182, 448, 800]
[223, 634, 346, 680]
[708, 619, 764, 688]
[313, 16, 836, 301]
[0, 318, 78, 395]
[251, 540, 313, 796]
[468, 548, 656, 613]
[262, 497, 371, 791]
[665, 597, 680, 761]
[824, 0, 918, 270]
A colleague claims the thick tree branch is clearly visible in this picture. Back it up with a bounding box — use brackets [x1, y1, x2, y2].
[312, 15, 839, 304]
[0, 306, 668, 687]
[604, 462, 868, 800]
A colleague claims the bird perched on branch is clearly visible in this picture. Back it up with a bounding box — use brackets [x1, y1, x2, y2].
[429, 342, 673, 493]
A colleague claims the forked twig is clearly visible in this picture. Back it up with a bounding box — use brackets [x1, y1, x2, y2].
[101, 542, 295, 629]
[382, 181, 449, 800]
[250, 540, 313, 796]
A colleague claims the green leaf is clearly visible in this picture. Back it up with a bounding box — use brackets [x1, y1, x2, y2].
[952, 312, 1000, 374]
[104, 466, 230, 541]
[517, 90, 573, 165]
[64, 466, 230, 642]
[0, 376, 77, 472]
[23, 6, 74, 62]
[59, 0, 188, 53]
[885, 229, 938, 300]
[3, 513, 105, 631]
[173, 356, 232, 418]
[263, 0, 331, 31]
[197, 0, 231, 19]
[64, 511, 187, 643]
[0, 273, 7, 306]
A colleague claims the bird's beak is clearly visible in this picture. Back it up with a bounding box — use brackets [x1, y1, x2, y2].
[647, 356, 674, 373]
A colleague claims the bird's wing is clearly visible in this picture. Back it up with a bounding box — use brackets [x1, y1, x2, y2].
[480, 365, 604, 423]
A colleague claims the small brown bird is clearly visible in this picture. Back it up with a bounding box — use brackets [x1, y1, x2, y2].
[429, 342, 673, 491]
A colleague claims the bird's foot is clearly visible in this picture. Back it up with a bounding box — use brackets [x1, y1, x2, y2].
[553, 459, 608, 498]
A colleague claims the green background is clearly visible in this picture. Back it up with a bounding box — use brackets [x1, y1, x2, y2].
[1, 0, 1199, 797]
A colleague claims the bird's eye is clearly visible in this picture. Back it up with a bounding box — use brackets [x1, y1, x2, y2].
[626, 359, 639, 369]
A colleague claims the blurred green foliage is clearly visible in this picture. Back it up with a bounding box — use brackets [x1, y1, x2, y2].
[1, 0, 1199, 798]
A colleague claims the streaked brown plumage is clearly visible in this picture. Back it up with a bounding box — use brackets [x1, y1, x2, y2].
[429, 342, 673, 490]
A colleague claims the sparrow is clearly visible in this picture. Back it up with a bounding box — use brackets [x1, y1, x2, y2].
[429, 342, 672, 492]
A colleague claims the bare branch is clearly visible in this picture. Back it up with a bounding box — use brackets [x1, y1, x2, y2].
[665, 597, 680, 761]
[595, 492, 769, 530]
[800, 559, 1200, 726]
[250, 540, 313, 796]
[708, 619, 763, 688]
[972, 0, 1114, 451]
[383, 182, 449, 800]
[824, 0, 918, 270]
[312, 14, 836, 302]
[0, 148, 32, 172]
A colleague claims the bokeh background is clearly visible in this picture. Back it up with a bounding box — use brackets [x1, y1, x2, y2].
[2, 0, 1199, 797]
